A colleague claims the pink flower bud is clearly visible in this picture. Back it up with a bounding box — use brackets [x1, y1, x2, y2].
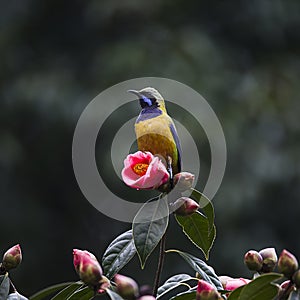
[73, 249, 102, 286]
[259, 248, 278, 273]
[174, 172, 195, 191]
[280, 280, 291, 290]
[277, 280, 295, 298]
[244, 250, 263, 271]
[218, 276, 232, 289]
[73, 249, 97, 272]
[2, 244, 22, 271]
[224, 278, 250, 291]
[219, 276, 250, 297]
[138, 297, 156, 300]
[122, 151, 169, 190]
[114, 274, 139, 300]
[174, 197, 199, 216]
[196, 280, 221, 300]
[139, 285, 152, 296]
[278, 249, 298, 278]
[197, 280, 215, 293]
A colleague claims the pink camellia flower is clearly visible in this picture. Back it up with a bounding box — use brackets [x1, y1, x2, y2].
[121, 151, 169, 189]
[2, 244, 22, 271]
[73, 249, 103, 286]
[196, 280, 221, 299]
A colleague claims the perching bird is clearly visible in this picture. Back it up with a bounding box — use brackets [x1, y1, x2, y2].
[128, 87, 182, 185]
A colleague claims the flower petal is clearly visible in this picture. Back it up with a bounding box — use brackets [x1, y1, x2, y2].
[121, 151, 169, 189]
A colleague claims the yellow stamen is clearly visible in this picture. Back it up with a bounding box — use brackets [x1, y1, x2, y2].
[133, 163, 149, 176]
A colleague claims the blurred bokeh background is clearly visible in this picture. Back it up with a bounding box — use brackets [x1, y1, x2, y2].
[1, 0, 300, 296]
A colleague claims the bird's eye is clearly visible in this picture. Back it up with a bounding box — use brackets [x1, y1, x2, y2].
[141, 95, 152, 106]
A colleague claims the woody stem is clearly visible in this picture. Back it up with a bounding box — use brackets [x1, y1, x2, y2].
[152, 232, 166, 297]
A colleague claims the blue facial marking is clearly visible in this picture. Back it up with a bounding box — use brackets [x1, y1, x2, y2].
[141, 95, 152, 106]
[136, 107, 162, 123]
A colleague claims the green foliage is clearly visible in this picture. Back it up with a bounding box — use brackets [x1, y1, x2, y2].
[175, 211, 216, 260]
[227, 286, 244, 299]
[227, 273, 282, 300]
[157, 274, 194, 299]
[132, 196, 169, 269]
[190, 189, 215, 232]
[0, 274, 10, 300]
[8, 153, 299, 300]
[29, 282, 79, 300]
[65, 286, 94, 300]
[175, 189, 216, 259]
[170, 290, 197, 300]
[106, 289, 125, 300]
[166, 250, 223, 290]
[50, 282, 84, 300]
[25, 189, 218, 299]
[102, 230, 136, 279]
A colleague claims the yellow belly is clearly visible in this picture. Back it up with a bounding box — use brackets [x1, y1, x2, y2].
[135, 115, 178, 173]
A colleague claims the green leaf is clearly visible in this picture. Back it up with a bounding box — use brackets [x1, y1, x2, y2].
[106, 289, 125, 300]
[190, 189, 214, 233]
[170, 290, 197, 300]
[227, 273, 282, 300]
[175, 211, 216, 259]
[102, 230, 136, 279]
[288, 290, 300, 300]
[0, 274, 10, 300]
[29, 282, 75, 300]
[166, 250, 223, 290]
[66, 286, 94, 300]
[51, 282, 83, 299]
[133, 196, 169, 269]
[157, 274, 194, 299]
[226, 286, 244, 300]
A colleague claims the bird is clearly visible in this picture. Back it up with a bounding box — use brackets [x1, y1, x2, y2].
[128, 87, 182, 187]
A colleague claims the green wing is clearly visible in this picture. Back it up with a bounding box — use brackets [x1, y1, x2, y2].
[170, 122, 182, 172]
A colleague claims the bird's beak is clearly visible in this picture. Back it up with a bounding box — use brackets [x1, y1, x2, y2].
[127, 89, 142, 98]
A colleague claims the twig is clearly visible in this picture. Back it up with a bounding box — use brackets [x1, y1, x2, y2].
[9, 278, 17, 294]
[152, 233, 167, 297]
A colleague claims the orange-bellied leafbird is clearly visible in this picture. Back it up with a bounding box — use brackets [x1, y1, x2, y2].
[128, 87, 181, 185]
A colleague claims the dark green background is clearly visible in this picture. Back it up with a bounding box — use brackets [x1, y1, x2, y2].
[1, 0, 300, 296]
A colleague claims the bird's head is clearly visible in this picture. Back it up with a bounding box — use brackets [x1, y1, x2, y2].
[128, 87, 166, 112]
